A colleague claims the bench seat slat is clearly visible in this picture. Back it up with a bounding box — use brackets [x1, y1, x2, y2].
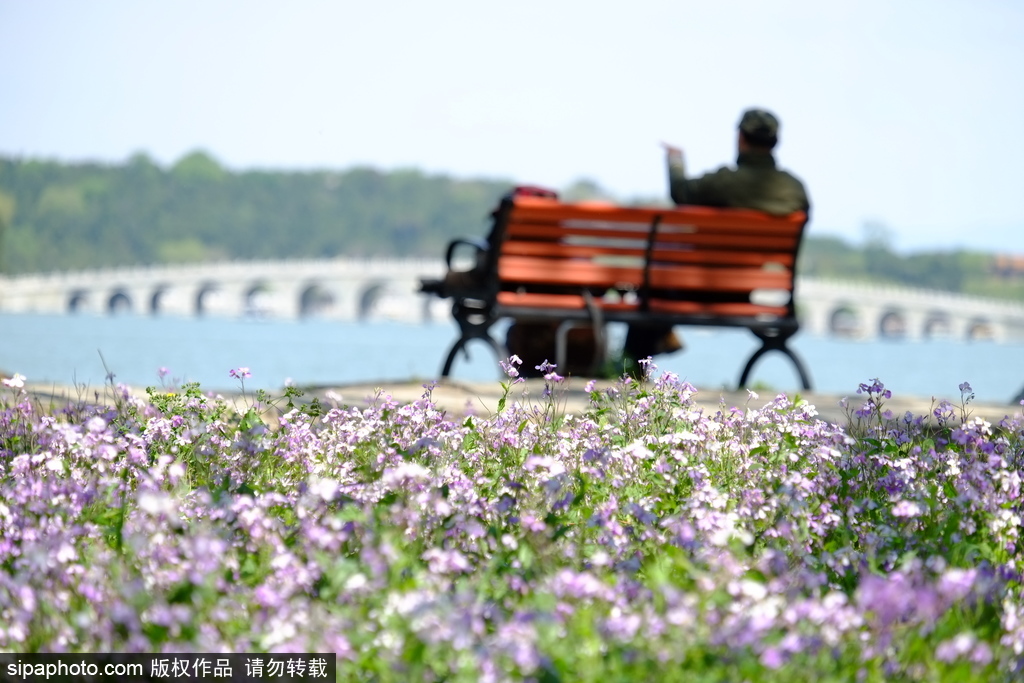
[495, 293, 788, 320]
[496, 292, 640, 311]
[646, 300, 788, 318]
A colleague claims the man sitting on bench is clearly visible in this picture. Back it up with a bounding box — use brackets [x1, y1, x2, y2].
[624, 107, 811, 362]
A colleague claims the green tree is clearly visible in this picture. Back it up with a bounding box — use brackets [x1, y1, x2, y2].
[0, 153, 1019, 302]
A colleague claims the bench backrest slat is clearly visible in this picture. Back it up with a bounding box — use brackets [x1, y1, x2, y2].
[506, 197, 797, 228]
[499, 256, 643, 288]
[486, 195, 807, 319]
[500, 257, 792, 292]
[507, 222, 650, 241]
[503, 241, 796, 267]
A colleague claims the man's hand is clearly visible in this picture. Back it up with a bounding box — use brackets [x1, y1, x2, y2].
[661, 142, 683, 162]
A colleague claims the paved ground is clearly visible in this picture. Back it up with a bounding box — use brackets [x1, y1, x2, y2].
[14, 376, 1024, 428]
[298, 377, 1023, 427]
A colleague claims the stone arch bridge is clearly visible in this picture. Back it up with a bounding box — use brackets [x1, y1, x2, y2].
[1, 259, 1023, 342]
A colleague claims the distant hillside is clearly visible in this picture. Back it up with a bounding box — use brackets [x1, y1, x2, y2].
[1, 153, 1022, 301]
[795, 234, 1024, 301]
[0, 152, 515, 273]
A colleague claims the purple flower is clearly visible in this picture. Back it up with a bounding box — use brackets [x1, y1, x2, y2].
[422, 548, 471, 574]
[938, 568, 977, 603]
[535, 359, 556, 375]
[935, 633, 979, 663]
[229, 367, 252, 379]
[857, 378, 892, 398]
[500, 355, 522, 379]
[760, 646, 785, 669]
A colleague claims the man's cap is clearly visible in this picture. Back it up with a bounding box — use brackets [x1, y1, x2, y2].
[738, 108, 779, 144]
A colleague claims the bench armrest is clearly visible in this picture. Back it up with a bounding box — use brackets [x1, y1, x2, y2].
[419, 237, 493, 298]
[445, 237, 489, 270]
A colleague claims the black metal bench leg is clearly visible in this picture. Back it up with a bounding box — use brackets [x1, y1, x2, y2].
[779, 344, 813, 392]
[738, 345, 770, 389]
[439, 299, 505, 378]
[440, 333, 506, 378]
[738, 330, 813, 391]
[440, 338, 467, 378]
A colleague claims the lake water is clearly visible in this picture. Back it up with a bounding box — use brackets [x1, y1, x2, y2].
[2, 312, 1022, 404]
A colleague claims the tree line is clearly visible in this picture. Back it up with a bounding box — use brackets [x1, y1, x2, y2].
[1, 152, 1020, 301]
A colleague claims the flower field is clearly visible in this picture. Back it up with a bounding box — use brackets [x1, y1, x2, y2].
[1, 360, 1022, 681]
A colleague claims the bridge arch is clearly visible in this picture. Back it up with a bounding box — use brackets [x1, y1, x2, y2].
[299, 282, 335, 318]
[245, 282, 272, 317]
[358, 281, 414, 321]
[878, 309, 907, 339]
[68, 289, 89, 314]
[195, 282, 222, 317]
[967, 317, 994, 341]
[922, 311, 951, 339]
[358, 282, 387, 321]
[150, 285, 169, 315]
[107, 289, 133, 315]
[828, 304, 861, 338]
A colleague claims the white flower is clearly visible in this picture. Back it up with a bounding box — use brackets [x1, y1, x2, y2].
[56, 543, 77, 563]
[344, 573, 368, 590]
[310, 477, 339, 501]
[739, 579, 768, 601]
[2, 373, 26, 389]
[523, 455, 566, 476]
[138, 491, 176, 516]
[891, 500, 924, 518]
[382, 462, 431, 487]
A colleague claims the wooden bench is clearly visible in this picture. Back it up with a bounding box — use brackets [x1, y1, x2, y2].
[420, 190, 813, 389]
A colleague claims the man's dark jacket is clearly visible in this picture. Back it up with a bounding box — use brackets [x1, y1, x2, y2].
[668, 150, 810, 216]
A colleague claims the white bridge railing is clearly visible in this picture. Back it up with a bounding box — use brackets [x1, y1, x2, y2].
[1, 260, 1023, 342]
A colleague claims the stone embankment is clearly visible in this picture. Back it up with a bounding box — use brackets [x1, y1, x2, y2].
[13, 376, 1023, 429]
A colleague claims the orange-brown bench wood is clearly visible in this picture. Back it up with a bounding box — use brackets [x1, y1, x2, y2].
[429, 193, 812, 389]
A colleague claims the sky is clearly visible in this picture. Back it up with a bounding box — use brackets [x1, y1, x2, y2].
[2, 0, 1022, 253]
